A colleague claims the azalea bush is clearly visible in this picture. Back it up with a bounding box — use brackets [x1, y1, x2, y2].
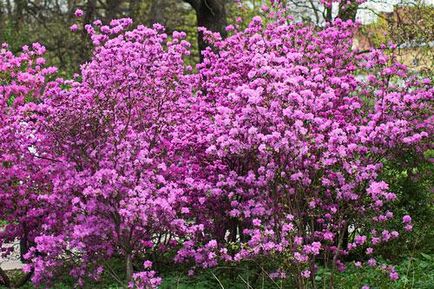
[22, 19, 198, 288]
[179, 13, 432, 288]
[0, 42, 58, 288]
[0, 5, 433, 289]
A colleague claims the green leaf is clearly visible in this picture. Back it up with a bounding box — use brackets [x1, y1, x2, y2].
[420, 253, 433, 261]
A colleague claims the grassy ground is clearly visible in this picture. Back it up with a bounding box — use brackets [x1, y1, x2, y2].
[3, 252, 434, 289]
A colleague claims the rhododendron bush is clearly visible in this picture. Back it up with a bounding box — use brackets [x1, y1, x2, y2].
[0, 43, 58, 287]
[1, 8, 433, 289]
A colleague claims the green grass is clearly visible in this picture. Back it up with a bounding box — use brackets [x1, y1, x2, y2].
[314, 253, 434, 289]
[3, 253, 433, 289]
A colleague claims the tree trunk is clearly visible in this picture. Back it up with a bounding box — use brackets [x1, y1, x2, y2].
[149, 0, 168, 26]
[14, 0, 27, 29]
[19, 224, 30, 263]
[126, 253, 134, 281]
[106, 0, 122, 21]
[79, 0, 96, 62]
[183, 0, 227, 62]
[337, 0, 359, 21]
[325, 6, 332, 22]
[84, 0, 97, 23]
[0, 267, 11, 288]
[5, 0, 12, 16]
[0, 1, 4, 39]
[129, 0, 141, 20]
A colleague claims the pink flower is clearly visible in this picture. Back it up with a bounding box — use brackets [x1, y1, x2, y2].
[252, 218, 261, 226]
[74, 8, 84, 17]
[143, 260, 153, 269]
[301, 270, 311, 279]
[367, 258, 377, 267]
[404, 224, 413, 232]
[70, 24, 79, 32]
[389, 271, 399, 281]
[355, 235, 366, 245]
[1, 9, 431, 288]
[402, 215, 412, 224]
[323, 231, 334, 241]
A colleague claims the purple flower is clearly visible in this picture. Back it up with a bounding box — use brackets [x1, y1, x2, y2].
[402, 215, 412, 224]
[367, 258, 377, 267]
[301, 270, 311, 279]
[74, 8, 84, 17]
[143, 260, 153, 269]
[70, 24, 79, 32]
[389, 271, 399, 281]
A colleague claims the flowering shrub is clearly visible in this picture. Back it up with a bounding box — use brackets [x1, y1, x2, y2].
[0, 43, 57, 287]
[174, 15, 433, 287]
[0, 7, 433, 289]
[22, 21, 200, 287]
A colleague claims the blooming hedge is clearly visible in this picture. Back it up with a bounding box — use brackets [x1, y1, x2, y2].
[0, 6, 433, 289]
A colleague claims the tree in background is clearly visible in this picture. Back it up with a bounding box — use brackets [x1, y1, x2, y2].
[2, 0, 433, 68]
[183, 0, 227, 60]
[357, 1, 434, 71]
[0, 0, 228, 66]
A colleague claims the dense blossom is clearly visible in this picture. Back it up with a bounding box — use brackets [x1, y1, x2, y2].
[21, 22, 200, 287]
[0, 7, 432, 289]
[0, 43, 57, 281]
[176, 13, 433, 285]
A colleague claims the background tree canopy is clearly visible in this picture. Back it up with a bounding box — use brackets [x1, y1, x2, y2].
[1, 0, 433, 74]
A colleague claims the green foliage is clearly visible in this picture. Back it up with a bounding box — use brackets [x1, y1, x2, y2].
[315, 253, 434, 289]
[4, 254, 433, 289]
[359, 17, 389, 48]
[359, 4, 434, 72]
[378, 149, 434, 258]
[1, 20, 32, 53]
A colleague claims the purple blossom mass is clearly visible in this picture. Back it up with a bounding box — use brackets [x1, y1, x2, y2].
[0, 3, 432, 289]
